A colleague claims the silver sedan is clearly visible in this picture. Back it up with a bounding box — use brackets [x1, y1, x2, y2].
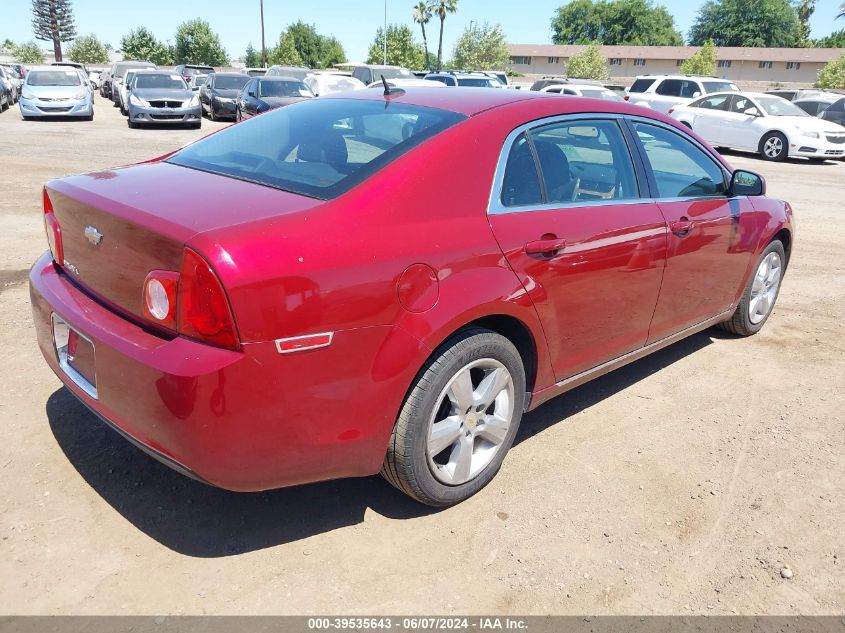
[19, 66, 94, 120]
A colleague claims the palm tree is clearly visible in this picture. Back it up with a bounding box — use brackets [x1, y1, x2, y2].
[413, 2, 432, 70]
[431, 0, 458, 71]
[838, 2, 845, 19]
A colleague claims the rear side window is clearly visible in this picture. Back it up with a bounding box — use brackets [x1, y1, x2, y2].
[167, 99, 466, 200]
[501, 133, 542, 207]
[529, 119, 639, 204]
[633, 122, 726, 198]
[656, 79, 699, 98]
[629, 78, 656, 93]
[692, 95, 731, 110]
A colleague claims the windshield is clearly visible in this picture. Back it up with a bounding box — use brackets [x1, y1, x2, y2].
[756, 96, 809, 117]
[457, 77, 500, 88]
[214, 75, 250, 90]
[135, 73, 187, 90]
[27, 70, 81, 86]
[581, 89, 624, 101]
[167, 99, 466, 199]
[115, 64, 152, 79]
[318, 77, 361, 92]
[246, 69, 266, 76]
[259, 80, 312, 98]
[378, 67, 412, 80]
[703, 81, 738, 94]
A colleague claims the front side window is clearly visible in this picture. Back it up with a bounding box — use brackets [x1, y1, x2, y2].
[693, 94, 731, 110]
[167, 99, 465, 199]
[633, 122, 726, 198]
[730, 95, 759, 115]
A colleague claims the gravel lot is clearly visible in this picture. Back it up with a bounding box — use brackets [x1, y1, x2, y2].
[1, 99, 843, 615]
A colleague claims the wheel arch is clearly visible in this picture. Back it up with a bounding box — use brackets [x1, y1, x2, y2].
[771, 227, 792, 267]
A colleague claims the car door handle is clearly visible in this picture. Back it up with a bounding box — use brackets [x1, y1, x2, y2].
[524, 237, 567, 256]
[670, 217, 695, 237]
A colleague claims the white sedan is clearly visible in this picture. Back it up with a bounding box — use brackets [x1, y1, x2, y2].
[669, 91, 845, 162]
[540, 83, 624, 102]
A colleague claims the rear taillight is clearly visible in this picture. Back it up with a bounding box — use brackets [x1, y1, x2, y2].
[43, 189, 63, 265]
[143, 271, 179, 330]
[177, 248, 239, 350]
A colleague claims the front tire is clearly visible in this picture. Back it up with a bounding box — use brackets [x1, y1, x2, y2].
[760, 132, 788, 162]
[381, 327, 526, 507]
[718, 240, 786, 336]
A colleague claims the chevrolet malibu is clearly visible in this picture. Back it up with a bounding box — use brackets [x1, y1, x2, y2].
[30, 89, 792, 506]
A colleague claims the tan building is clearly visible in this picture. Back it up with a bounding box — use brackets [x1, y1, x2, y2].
[508, 44, 845, 88]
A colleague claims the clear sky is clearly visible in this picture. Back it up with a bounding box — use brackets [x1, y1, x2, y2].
[3, 0, 844, 62]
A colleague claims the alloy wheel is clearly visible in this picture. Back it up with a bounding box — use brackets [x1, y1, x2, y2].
[426, 359, 515, 486]
[749, 251, 782, 324]
[763, 136, 784, 159]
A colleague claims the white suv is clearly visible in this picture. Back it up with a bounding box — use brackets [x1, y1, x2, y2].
[625, 75, 738, 114]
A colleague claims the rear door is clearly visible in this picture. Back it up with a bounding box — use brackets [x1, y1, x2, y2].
[488, 116, 667, 381]
[628, 120, 756, 342]
[685, 94, 733, 146]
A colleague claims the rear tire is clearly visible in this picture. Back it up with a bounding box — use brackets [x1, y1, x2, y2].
[381, 327, 526, 507]
[760, 132, 788, 162]
[718, 240, 786, 336]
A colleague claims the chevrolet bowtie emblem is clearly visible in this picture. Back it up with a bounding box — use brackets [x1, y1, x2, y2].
[84, 226, 103, 246]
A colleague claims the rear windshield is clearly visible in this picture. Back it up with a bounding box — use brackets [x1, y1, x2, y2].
[214, 75, 250, 90]
[27, 70, 81, 86]
[246, 69, 266, 76]
[259, 80, 312, 97]
[167, 99, 465, 199]
[703, 81, 738, 93]
[182, 67, 213, 76]
[457, 77, 500, 88]
[581, 89, 623, 101]
[115, 64, 153, 78]
[377, 67, 413, 81]
[135, 73, 187, 90]
[628, 78, 656, 93]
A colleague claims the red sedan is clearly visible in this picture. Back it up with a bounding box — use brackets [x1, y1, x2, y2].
[30, 88, 792, 506]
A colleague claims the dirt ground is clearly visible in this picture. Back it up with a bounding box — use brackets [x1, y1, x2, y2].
[1, 98, 843, 616]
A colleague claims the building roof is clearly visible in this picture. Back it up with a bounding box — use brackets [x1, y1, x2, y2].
[508, 44, 845, 63]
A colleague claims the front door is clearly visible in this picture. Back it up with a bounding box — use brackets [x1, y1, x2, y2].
[488, 117, 667, 381]
[629, 120, 756, 343]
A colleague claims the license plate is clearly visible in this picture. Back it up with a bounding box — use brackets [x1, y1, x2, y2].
[52, 314, 97, 398]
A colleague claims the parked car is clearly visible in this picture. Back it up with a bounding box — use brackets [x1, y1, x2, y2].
[235, 76, 313, 120]
[174, 64, 215, 86]
[540, 83, 624, 102]
[765, 89, 835, 102]
[366, 78, 446, 89]
[190, 74, 209, 91]
[126, 70, 201, 129]
[349, 64, 413, 86]
[8, 63, 28, 80]
[265, 65, 313, 81]
[424, 71, 504, 88]
[240, 67, 267, 77]
[110, 61, 156, 104]
[52, 61, 88, 75]
[625, 75, 739, 113]
[669, 91, 845, 162]
[817, 97, 845, 128]
[303, 73, 366, 97]
[31, 89, 793, 506]
[117, 69, 139, 115]
[87, 70, 101, 90]
[0, 66, 16, 108]
[19, 65, 94, 120]
[199, 72, 251, 121]
[99, 67, 112, 98]
[2, 64, 24, 102]
[529, 76, 570, 91]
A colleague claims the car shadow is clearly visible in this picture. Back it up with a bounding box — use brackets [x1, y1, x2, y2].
[46, 329, 723, 558]
[716, 147, 840, 166]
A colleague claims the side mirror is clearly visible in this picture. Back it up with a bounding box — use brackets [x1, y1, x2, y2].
[248, 90, 256, 97]
[730, 169, 765, 197]
[126, 84, 131, 91]
[692, 91, 701, 98]
[744, 107, 761, 117]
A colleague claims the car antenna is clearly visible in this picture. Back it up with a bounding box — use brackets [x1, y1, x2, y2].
[380, 74, 405, 99]
[381, 74, 390, 96]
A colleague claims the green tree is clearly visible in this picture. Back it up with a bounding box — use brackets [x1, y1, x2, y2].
[795, 0, 816, 47]
[268, 31, 303, 66]
[815, 29, 845, 47]
[816, 53, 845, 89]
[551, 0, 682, 46]
[32, 0, 77, 62]
[451, 23, 510, 70]
[271, 22, 345, 69]
[14, 41, 45, 64]
[174, 18, 228, 66]
[412, 2, 433, 70]
[67, 34, 109, 64]
[321, 36, 346, 67]
[688, 0, 799, 47]
[366, 25, 424, 69]
[244, 42, 260, 67]
[565, 42, 610, 79]
[432, 0, 459, 71]
[121, 27, 173, 64]
[679, 39, 717, 75]
[2, 39, 15, 52]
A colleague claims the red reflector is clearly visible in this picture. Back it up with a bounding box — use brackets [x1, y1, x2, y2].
[178, 248, 239, 350]
[668, 108, 674, 114]
[623, 95, 630, 101]
[275, 332, 334, 354]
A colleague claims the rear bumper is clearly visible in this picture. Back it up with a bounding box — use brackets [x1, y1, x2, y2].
[30, 252, 410, 491]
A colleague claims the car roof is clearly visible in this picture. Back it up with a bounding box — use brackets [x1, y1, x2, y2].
[544, 83, 610, 90]
[212, 72, 248, 78]
[260, 76, 302, 82]
[322, 86, 645, 116]
[794, 96, 839, 103]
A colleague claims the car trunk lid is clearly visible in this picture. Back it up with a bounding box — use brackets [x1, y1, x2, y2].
[47, 161, 322, 321]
